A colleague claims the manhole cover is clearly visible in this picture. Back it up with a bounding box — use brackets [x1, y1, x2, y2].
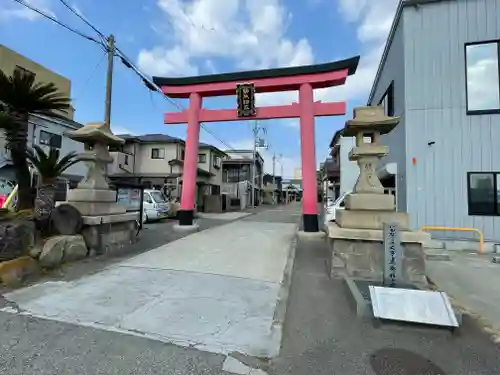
[370, 348, 447, 375]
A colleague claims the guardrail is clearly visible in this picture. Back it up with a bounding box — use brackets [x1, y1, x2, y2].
[419, 226, 484, 254]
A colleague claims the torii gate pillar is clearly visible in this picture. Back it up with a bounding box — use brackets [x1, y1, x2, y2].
[154, 56, 360, 232]
[299, 82, 319, 231]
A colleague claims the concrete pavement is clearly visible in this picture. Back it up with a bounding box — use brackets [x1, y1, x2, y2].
[1, 204, 299, 359]
[427, 252, 500, 341]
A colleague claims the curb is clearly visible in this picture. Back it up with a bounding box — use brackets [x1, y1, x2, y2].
[268, 232, 298, 358]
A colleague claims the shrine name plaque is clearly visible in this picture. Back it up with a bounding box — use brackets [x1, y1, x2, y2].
[236, 83, 256, 118]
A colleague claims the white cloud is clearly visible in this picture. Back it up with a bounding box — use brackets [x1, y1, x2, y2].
[112, 125, 136, 135]
[137, 46, 199, 77]
[243, 1, 398, 108]
[137, 0, 314, 76]
[0, 0, 56, 21]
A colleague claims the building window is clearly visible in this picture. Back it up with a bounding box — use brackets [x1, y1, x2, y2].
[124, 155, 129, 165]
[467, 172, 500, 216]
[465, 41, 500, 114]
[198, 154, 206, 163]
[151, 148, 165, 159]
[378, 81, 394, 116]
[39, 130, 62, 148]
[213, 156, 221, 168]
[180, 149, 185, 160]
[14, 65, 35, 79]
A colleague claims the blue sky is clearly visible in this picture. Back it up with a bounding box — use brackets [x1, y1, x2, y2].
[0, 0, 399, 177]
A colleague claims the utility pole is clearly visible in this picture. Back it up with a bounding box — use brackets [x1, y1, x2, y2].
[251, 120, 267, 207]
[251, 121, 258, 208]
[272, 153, 276, 184]
[104, 34, 115, 129]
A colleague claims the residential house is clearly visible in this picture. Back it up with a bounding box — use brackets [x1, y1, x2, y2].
[327, 129, 358, 199]
[367, 0, 500, 241]
[0, 113, 86, 195]
[262, 173, 281, 204]
[222, 149, 264, 208]
[108, 134, 227, 211]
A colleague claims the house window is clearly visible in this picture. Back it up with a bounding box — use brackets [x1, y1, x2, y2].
[198, 154, 206, 163]
[14, 65, 35, 79]
[213, 156, 221, 168]
[151, 148, 165, 159]
[39, 130, 62, 148]
[180, 149, 185, 160]
[378, 81, 394, 116]
[124, 155, 129, 165]
[465, 41, 500, 114]
[467, 172, 500, 215]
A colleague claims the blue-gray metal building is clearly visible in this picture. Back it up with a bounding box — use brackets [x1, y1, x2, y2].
[369, 0, 500, 241]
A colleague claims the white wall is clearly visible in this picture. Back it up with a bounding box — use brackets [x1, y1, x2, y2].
[30, 115, 86, 178]
[339, 136, 357, 195]
[135, 143, 178, 175]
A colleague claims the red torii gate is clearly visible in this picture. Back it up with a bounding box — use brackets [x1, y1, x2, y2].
[153, 56, 359, 232]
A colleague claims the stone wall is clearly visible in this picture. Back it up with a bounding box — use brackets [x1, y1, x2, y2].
[0, 219, 35, 262]
[329, 239, 426, 285]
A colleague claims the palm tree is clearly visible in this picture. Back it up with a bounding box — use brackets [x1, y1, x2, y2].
[0, 69, 71, 209]
[26, 145, 79, 225]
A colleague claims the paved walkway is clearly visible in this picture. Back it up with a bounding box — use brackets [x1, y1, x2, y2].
[1, 204, 299, 358]
[196, 211, 252, 220]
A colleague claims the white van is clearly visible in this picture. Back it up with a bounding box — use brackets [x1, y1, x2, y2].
[143, 189, 170, 223]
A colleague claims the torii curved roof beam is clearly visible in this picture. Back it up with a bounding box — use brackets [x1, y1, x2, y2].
[153, 56, 360, 99]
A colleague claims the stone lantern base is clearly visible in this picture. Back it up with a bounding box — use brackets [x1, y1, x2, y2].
[327, 222, 429, 286]
[81, 213, 139, 256]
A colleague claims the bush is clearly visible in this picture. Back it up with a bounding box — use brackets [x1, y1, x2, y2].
[0, 209, 35, 222]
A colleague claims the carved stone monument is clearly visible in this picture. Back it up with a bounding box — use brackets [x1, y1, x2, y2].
[66, 122, 138, 254]
[327, 106, 429, 285]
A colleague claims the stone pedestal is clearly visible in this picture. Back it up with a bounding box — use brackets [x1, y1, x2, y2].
[66, 122, 139, 255]
[327, 106, 429, 286]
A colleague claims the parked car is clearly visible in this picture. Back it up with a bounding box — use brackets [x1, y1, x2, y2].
[324, 191, 349, 223]
[143, 189, 170, 223]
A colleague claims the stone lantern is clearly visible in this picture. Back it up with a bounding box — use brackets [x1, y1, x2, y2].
[65, 122, 138, 254]
[327, 106, 429, 285]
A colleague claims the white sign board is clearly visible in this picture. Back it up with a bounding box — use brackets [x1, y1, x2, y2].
[369, 286, 459, 327]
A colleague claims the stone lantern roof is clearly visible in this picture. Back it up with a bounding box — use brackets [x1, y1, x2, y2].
[343, 106, 400, 138]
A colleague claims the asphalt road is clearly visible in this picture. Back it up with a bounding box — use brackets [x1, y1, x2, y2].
[270, 236, 500, 375]
[2, 204, 499, 375]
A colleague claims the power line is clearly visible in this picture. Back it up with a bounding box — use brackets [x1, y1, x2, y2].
[11, 0, 103, 45]
[73, 51, 107, 101]
[13, 0, 234, 149]
[114, 47, 235, 149]
[57, 0, 107, 42]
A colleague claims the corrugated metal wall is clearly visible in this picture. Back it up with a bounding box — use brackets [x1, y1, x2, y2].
[369, 15, 408, 212]
[404, 0, 500, 240]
